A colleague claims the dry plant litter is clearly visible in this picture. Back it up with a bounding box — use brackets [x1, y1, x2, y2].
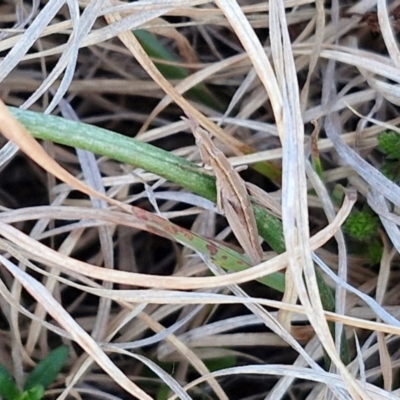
[0, 0, 400, 399]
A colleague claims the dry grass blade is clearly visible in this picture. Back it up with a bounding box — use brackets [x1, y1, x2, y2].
[185, 115, 263, 264]
[103, 4, 262, 158]
[180, 364, 400, 400]
[4, 0, 400, 398]
[214, 0, 283, 135]
[270, 1, 368, 398]
[0, 99, 130, 212]
[0, 190, 354, 291]
[0, 0, 65, 82]
[0, 256, 154, 400]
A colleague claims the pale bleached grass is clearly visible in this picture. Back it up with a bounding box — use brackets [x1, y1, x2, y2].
[1, 0, 400, 399]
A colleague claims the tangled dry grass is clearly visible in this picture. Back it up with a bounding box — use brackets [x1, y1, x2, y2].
[1, 0, 400, 399]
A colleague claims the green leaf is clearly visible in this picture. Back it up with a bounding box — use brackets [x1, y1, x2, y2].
[0, 364, 21, 400]
[10, 107, 286, 272]
[134, 29, 188, 79]
[156, 385, 170, 400]
[20, 386, 45, 400]
[23, 345, 68, 392]
[133, 29, 224, 111]
[204, 355, 237, 372]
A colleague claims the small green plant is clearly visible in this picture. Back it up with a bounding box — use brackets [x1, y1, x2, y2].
[344, 129, 400, 264]
[344, 208, 379, 241]
[344, 129, 400, 265]
[344, 207, 383, 265]
[0, 345, 68, 400]
[366, 238, 384, 265]
[378, 130, 400, 182]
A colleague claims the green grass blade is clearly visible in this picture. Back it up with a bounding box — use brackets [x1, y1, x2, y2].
[134, 29, 189, 79]
[23, 345, 68, 392]
[134, 29, 224, 111]
[138, 207, 285, 291]
[0, 364, 21, 400]
[10, 107, 285, 256]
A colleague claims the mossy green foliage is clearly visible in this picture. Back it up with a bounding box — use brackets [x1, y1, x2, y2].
[367, 238, 384, 265]
[378, 130, 400, 159]
[344, 209, 379, 241]
[344, 208, 383, 266]
[0, 345, 68, 400]
[341, 129, 400, 266]
[378, 130, 400, 182]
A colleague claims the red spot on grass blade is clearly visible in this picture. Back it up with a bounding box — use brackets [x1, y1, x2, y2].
[206, 243, 218, 256]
